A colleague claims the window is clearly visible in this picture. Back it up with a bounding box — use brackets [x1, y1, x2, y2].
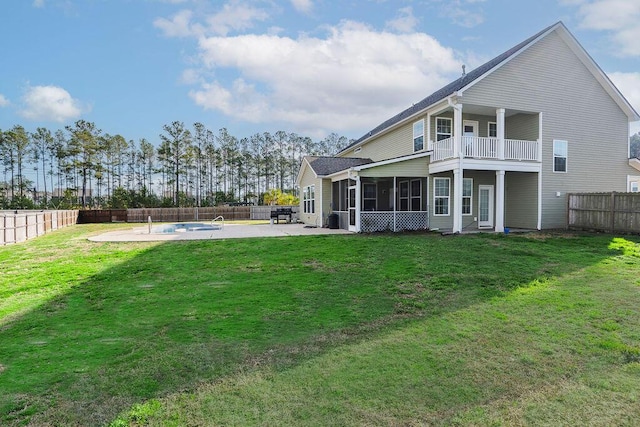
[413, 120, 424, 152]
[462, 178, 473, 215]
[411, 179, 422, 211]
[488, 122, 497, 138]
[553, 140, 568, 172]
[303, 185, 315, 213]
[434, 177, 450, 216]
[632, 182, 639, 193]
[363, 182, 377, 211]
[436, 117, 452, 141]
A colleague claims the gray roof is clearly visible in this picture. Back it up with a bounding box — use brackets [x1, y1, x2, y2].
[341, 21, 561, 153]
[308, 156, 373, 176]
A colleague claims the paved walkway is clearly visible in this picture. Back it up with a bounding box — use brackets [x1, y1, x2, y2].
[88, 223, 351, 242]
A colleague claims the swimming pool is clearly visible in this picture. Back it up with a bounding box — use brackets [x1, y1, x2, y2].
[150, 222, 222, 233]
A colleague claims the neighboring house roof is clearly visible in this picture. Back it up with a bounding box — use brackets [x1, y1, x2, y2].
[308, 156, 373, 176]
[339, 21, 640, 155]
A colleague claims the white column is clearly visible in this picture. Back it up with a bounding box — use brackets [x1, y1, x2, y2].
[495, 170, 505, 233]
[355, 175, 361, 232]
[453, 168, 462, 233]
[497, 108, 505, 160]
[393, 176, 397, 231]
[537, 112, 543, 230]
[426, 112, 432, 150]
[454, 104, 463, 157]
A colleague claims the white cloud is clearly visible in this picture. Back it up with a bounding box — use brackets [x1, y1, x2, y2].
[572, 0, 640, 56]
[290, 0, 313, 14]
[154, 9, 198, 38]
[19, 85, 86, 122]
[188, 20, 463, 134]
[33, 0, 45, 8]
[205, 0, 269, 36]
[154, 1, 269, 38]
[0, 94, 9, 107]
[385, 7, 418, 33]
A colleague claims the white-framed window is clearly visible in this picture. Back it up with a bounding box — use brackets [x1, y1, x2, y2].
[303, 185, 315, 213]
[363, 182, 377, 211]
[413, 120, 424, 152]
[632, 182, 639, 193]
[436, 117, 452, 141]
[462, 178, 473, 215]
[411, 179, 422, 211]
[628, 176, 640, 192]
[434, 177, 450, 216]
[553, 140, 568, 173]
[488, 122, 497, 138]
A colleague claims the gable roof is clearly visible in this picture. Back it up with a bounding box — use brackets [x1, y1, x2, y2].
[295, 155, 373, 186]
[309, 156, 373, 176]
[339, 21, 639, 155]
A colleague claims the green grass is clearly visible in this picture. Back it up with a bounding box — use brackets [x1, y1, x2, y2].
[1, 225, 639, 426]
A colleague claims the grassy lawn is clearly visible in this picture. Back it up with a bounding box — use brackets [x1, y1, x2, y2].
[0, 225, 639, 426]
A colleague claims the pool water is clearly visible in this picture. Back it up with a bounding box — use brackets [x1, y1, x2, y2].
[150, 222, 222, 233]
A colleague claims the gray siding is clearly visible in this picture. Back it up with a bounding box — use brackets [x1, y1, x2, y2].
[358, 157, 429, 178]
[505, 172, 538, 229]
[348, 120, 415, 162]
[505, 113, 539, 141]
[462, 29, 633, 228]
[298, 165, 324, 227]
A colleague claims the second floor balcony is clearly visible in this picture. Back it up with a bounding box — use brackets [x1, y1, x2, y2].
[432, 136, 540, 162]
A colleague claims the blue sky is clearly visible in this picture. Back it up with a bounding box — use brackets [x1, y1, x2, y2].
[1, 0, 639, 145]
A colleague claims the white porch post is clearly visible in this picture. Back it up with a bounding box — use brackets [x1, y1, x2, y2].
[453, 104, 463, 157]
[495, 170, 505, 233]
[393, 176, 397, 231]
[537, 112, 543, 230]
[497, 108, 505, 160]
[355, 175, 361, 232]
[426, 112, 432, 150]
[453, 168, 462, 233]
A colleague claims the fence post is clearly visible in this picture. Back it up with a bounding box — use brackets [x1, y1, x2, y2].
[610, 191, 616, 233]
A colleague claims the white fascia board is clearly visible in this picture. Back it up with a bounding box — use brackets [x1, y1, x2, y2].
[353, 151, 432, 171]
[554, 27, 640, 121]
[295, 157, 318, 186]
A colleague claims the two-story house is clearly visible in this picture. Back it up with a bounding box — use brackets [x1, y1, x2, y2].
[296, 22, 640, 233]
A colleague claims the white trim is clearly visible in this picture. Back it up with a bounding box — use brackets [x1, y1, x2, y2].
[433, 177, 450, 216]
[413, 119, 425, 152]
[478, 185, 495, 228]
[553, 139, 568, 173]
[429, 158, 542, 174]
[537, 113, 543, 230]
[463, 120, 479, 136]
[462, 177, 473, 216]
[436, 116, 453, 142]
[488, 121, 497, 138]
[627, 175, 640, 192]
[352, 151, 431, 171]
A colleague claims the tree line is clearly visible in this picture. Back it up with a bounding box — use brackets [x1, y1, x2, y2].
[0, 120, 350, 209]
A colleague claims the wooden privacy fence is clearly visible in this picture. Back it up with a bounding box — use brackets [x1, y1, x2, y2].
[568, 192, 640, 234]
[1, 210, 79, 245]
[126, 206, 299, 223]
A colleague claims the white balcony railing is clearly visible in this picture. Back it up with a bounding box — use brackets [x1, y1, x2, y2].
[432, 136, 539, 162]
